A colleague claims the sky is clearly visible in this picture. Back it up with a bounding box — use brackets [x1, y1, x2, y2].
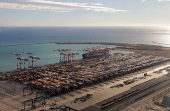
[0, 0, 170, 26]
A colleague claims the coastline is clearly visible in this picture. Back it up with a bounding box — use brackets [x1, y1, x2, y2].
[1, 41, 170, 73]
[54, 41, 130, 46]
[1, 42, 170, 110]
[54, 42, 170, 58]
[1, 51, 170, 111]
[2, 41, 167, 57]
[0, 41, 129, 47]
[0, 41, 159, 47]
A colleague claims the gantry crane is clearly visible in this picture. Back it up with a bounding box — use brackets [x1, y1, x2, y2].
[53, 49, 79, 63]
[22, 52, 40, 68]
[11, 53, 29, 70]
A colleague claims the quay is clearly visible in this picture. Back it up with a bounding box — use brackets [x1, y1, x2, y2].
[2, 53, 170, 96]
[0, 52, 170, 111]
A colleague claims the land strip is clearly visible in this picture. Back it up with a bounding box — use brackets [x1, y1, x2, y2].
[55, 42, 170, 58]
[1, 41, 170, 58]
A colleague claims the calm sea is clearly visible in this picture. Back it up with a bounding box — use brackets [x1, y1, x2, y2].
[0, 26, 170, 72]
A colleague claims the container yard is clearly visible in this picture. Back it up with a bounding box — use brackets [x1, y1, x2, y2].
[46, 63, 170, 111]
[1, 49, 170, 110]
[6, 53, 170, 97]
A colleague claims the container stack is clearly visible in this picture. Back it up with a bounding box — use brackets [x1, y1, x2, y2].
[8, 53, 170, 96]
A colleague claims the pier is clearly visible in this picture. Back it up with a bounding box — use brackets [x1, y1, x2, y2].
[1, 46, 170, 110]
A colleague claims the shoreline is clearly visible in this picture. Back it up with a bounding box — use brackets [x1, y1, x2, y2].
[54, 41, 128, 46]
[53, 41, 158, 46]
[0, 58, 83, 75]
[1, 41, 170, 73]
[1, 53, 170, 111]
[54, 42, 170, 58]
[0, 41, 160, 47]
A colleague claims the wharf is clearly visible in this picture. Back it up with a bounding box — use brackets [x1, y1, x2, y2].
[1, 53, 170, 111]
[33, 62, 170, 111]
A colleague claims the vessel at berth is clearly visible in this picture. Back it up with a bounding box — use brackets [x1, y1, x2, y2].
[82, 46, 113, 59]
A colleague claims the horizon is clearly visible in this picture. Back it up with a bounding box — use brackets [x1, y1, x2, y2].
[0, 26, 169, 27]
[0, 0, 170, 27]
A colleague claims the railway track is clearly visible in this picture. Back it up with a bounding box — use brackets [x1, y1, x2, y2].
[99, 76, 170, 111]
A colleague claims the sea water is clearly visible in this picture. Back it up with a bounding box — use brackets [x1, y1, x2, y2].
[0, 26, 170, 72]
[1, 26, 170, 45]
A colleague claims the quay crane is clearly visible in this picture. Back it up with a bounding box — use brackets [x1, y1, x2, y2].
[11, 53, 29, 70]
[22, 52, 40, 68]
[53, 49, 79, 84]
[53, 49, 79, 63]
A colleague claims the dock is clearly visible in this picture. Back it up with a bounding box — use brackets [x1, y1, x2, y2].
[0, 53, 170, 110]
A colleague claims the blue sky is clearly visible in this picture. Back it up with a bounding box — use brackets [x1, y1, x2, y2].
[0, 0, 170, 26]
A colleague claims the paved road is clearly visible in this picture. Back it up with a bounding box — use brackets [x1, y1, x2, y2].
[32, 62, 170, 111]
